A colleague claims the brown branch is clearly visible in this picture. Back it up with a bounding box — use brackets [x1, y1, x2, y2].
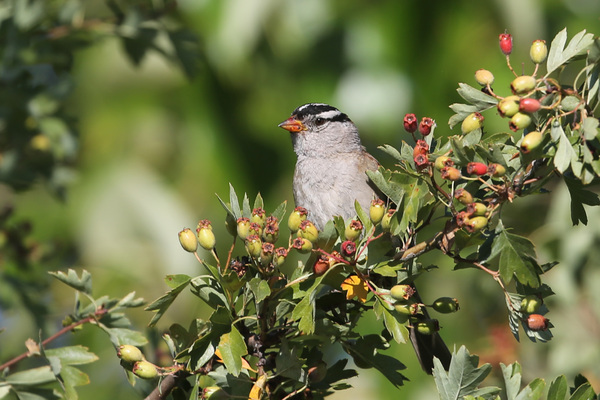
[144, 371, 189, 400]
[0, 308, 107, 372]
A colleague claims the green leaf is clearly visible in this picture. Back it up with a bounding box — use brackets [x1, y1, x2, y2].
[5, 366, 56, 385]
[217, 326, 248, 377]
[104, 328, 148, 347]
[342, 335, 407, 388]
[49, 269, 92, 295]
[228, 183, 242, 220]
[248, 277, 271, 303]
[433, 346, 500, 400]
[253, 193, 264, 211]
[291, 289, 316, 334]
[488, 223, 540, 287]
[276, 339, 304, 382]
[145, 275, 191, 327]
[547, 375, 567, 400]
[395, 177, 429, 234]
[449, 103, 479, 128]
[270, 200, 287, 222]
[366, 169, 406, 207]
[563, 176, 600, 225]
[373, 300, 409, 344]
[45, 346, 98, 366]
[456, 83, 498, 109]
[501, 362, 522, 400]
[553, 123, 577, 173]
[582, 117, 599, 141]
[569, 382, 595, 400]
[546, 29, 595, 77]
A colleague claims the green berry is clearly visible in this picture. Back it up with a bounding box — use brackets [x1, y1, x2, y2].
[415, 319, 440, 335]
[345, 219, 363, 241]
[466, 202, 487, 217]
[251, 208, 266, 227]
[298, 220, 319, 243]
[520, 295, 543, 314]
[202, 386, 229, 400]
[497, 95, 520, 117]
[273, 247, 288, 267]
[245, 234, 262, 258]
[509, 112, 532, 132]
[441, 166, 462, 181]
[464, 216, 488, 233]
[529, 40, 548, 64]
[196, 220, 216, 251]
[487, 163, 506, 177]
[474, 69, 494, 86]
[390, 284, 415, 301]
[288, 207, 308, 232]
[511, 75, 536, 95]
[262, 220, 279, 243]
[178, 228, 198, 253]
[394, 302, 420, 316]
[236, 217, 251, 240]
[132, 360, 158, 379]
[369, 199, 385, 225]
[292, 237, 313, 254]
[431, 297, 460, 313]
[381, 209, 395, 232]
[520, 131, 543, 154]
[118, 345, 144, 363]
[454, 188, 473, 205]
[434, 156, 453, 170]
[461, 112, 484, 134]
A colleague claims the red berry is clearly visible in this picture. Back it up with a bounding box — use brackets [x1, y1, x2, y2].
[499, 32, 513, 55]
[403, 113, 418, 133]
[466, 162, 488, 176]
[519, 98, 541, 113]
[418, 117, 435, 136]
[341, 240, 357, 258]
[313, 255, 331, 276]
[527, 314, 549, 331]
[414, 153, 429, 170]
[413, 140, 429, 159]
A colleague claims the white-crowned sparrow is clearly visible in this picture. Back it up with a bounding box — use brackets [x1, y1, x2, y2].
[279, 102, 451, 373]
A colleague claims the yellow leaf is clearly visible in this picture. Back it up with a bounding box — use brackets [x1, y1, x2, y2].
[215, 347, 257, 372]
[340, 275, 369, 303]
[249, 374, 267, 400]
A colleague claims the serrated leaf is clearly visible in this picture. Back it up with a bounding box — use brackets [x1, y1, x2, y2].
[366, 169, 406, 206]
[489, 223, 540, 287]
[546, 29, 595, 76]
[115, 291, 145, 309]
[228, 183, 241, 220]
[145, 275, 191, 327]
[49, 269, 92, 295]
[276, 339, 304, 381]
[433, 346, 500, 400]
[373, 300, 409, 344]
[456, 83, 498, 108]
[291, 289, 316, 334]
[553, 124, 577, 173]
[395, 178, 429, 234]
[217, 326, 248, 377]
[564, 176, 600, 225]
[248, 278, 271, 303]
[547, 375, 567, 400]
[501, 362, 522, 400]
[515, 378, 545, 400]
[270, 200, 287, 222]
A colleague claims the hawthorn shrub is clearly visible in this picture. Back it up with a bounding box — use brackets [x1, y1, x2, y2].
[1, 4, 600, 400]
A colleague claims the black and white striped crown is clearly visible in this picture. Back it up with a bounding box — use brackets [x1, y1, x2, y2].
[292, 103, 351, 123]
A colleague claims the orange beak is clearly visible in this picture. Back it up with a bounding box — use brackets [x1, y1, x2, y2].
[278, 116, 306, 133]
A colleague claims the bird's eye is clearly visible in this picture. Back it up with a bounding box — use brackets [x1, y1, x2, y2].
[315, 117, 326, 126]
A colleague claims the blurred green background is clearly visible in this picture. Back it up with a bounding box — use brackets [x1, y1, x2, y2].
[2, 0, 600, 398]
